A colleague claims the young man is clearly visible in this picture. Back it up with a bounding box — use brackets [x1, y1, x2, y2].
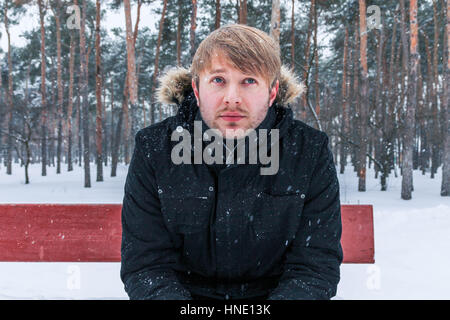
[120, 24, 343, 300]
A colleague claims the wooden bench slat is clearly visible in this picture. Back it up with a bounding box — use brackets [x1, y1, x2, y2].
[0, 204, 374, 263]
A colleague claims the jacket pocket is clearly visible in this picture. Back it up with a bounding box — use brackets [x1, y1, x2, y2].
[160, 194, 211, 234]
[250, 190, 305, 240]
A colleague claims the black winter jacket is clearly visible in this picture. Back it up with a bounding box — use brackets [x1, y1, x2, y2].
[120, 66, 343, 300]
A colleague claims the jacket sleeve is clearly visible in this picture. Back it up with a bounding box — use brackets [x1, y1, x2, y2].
[267, 135, 343, 300]
[120, 130, 193, 300]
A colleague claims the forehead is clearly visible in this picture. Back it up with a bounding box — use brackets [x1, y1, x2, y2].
[201, 51, 265, 79]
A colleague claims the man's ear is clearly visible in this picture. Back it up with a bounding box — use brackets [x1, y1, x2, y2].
[192, 78, 200, 105]
[269, 79, 279, 107]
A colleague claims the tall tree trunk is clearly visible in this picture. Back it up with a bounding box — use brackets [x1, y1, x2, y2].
[423, 32, 434, 174]
[270, 0, 280, 44]
[215, 0, 221, 30]
[124, 0, 138, 105]
[76, 0, 91, 188]
[67, 34, 75, 172]
[398, 0, 409, 178]
[151, 0, 168, 123]
[441, 0, 450, 196]
[102, 73, 108, 167]
[380, 17, 393, 190]
[374, 22, 384, 182]
[417, 57, 427, 175]
[50, 59, 57, 168]
[123, 0, 138, 164]
[399, 0, 409, 100]
[239, 0, 247, 24]
[0, 56, 3, 169]
[301, 0, 315, 121]
[352, 17, 360, 174]
[290, 0, 295, 70]
[38, 0, 48, 177]
[301, 0, 316, 121]
[313, 4, 320, 121]
[4, 2, 13, 175]
[177, 0, 182, 65]
[340, 26, 349, 174]
[111, 88, 127, 178]
[52, 1, 64, 175]
[190, 0, 197, 60]
[110, 78, 115, 168]
[431, 0, 441, 178]
[77, 81, 82, 167]
[95, 0, 103, 181]
[358, 0, 368, 192]
[401, 0, 418, 200]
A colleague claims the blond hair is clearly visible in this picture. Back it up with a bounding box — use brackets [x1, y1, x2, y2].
[190, 24, 281, 91]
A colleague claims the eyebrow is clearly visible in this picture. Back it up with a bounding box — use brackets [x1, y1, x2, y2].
[208, 68, 259, 78]
[208, 68, 227, 74]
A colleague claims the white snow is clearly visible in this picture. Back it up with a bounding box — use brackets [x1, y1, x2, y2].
[0, 161, 449, 299]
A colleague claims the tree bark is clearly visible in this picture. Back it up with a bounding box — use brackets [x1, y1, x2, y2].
[214, 0, 222, 30]
[123, 0, 137, 165]
[358, 0, 368, 192]
[291, 0, 295, 70]
[301, 0, 315, 121]
[3, 2, 14, 175]
[67, 34, 75, 172]
[110, 78, 115, 168]
[270, 0, 280, 44]
[190, 0, 197, 59]
[313, 4, 320, 120]
[177, 0, 182, 65]
[401, 0, 419, 200]
[215, 0, 221, 30]
[76, 0, 91, 188]
[239, 0, 247, 24]
[340, 26, 349, 174]
[124, 0, 138, 105]
[374, 22, 384, 182]
[431, 0, 441, 178]
[441, 0, 450, 196]
[95, 0, 103, 181]
[151, 0, 168, 123]
[352, 17, 360, 174]
[38, 0, 48, 177]
[51, 1, 64, 175]
[76, 80, 82, 167]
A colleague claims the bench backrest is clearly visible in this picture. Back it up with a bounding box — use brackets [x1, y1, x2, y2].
[0, 204, 374, 263]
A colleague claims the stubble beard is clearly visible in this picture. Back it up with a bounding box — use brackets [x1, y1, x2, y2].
[197, 97, 271, 139]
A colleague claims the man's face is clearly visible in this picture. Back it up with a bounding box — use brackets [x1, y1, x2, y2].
[192, 51, 279, 139]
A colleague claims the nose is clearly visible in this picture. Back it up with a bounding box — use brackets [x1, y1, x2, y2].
[223, 83, 242, 108]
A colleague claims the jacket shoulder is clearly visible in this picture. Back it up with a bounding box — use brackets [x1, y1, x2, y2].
[288, 118, 329, 148]
[134, 116, 177, 156]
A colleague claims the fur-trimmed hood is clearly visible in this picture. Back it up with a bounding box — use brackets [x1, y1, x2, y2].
[156, 65, 305, 107]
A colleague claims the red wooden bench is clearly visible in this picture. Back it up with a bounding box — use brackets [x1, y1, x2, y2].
[0, 204, 374, 263]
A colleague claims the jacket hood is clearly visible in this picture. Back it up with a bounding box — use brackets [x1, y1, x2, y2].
[156, 65, 305, 107]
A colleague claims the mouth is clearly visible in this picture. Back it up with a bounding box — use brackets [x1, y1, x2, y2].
[220, 113, 246, 122]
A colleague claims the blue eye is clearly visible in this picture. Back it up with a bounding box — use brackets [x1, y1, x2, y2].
[212, 77, 224, 84]
[245, 78, 256, 84]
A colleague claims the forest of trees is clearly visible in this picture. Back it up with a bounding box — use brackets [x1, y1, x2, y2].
[0, 0, 448, 200]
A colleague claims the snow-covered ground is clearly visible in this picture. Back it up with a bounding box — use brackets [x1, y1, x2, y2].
[0, 160, 449, 299]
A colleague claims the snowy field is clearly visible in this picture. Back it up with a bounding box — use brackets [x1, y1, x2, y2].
[0, 161, 449, 300]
